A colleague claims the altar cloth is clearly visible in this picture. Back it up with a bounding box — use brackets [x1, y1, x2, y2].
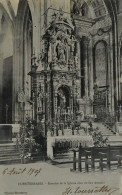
[47, 135, 94, 159]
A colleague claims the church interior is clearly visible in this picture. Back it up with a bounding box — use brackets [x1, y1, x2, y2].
[0, 0, 122, 164]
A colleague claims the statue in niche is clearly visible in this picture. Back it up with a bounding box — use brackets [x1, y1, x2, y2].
[72, 0, 88, 16]
[72, 0, 80, 15]
[57, 89, 66, 110]
[56, 40, 66, 61]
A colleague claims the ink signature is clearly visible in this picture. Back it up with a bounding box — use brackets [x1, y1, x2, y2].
[2, 167, 41, 177]
[62, 186, 119, 195]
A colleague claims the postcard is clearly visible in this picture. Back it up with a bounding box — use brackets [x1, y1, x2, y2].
[0, 0, 122, 194]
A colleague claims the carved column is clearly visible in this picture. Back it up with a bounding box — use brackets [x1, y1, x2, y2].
[46, 73, 51, 123]
[54, 91, 57, 121]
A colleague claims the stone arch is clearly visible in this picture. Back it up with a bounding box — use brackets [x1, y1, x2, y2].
[0, 2, 13, 27]
[16, 0, 33, 36]
[13, 0, 33, 123]
[17, 0, 34, 20]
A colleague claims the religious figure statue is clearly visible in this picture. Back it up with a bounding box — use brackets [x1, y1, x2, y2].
[72, 0, 87, 16]
[72, 0, 80, 15]
[56, 41, 66, 61]
[57, 89, 66, 110]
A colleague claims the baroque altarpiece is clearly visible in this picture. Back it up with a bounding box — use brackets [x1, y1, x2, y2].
[33, 10, 93, 136]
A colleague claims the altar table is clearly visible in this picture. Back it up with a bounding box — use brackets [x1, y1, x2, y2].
[47, 135, 94, 159]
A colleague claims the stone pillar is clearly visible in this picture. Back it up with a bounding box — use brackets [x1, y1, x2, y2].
[88, 35, 94, 100]
[0, 53, 3, 123]
[109, 31, 115, 113]
[82, 37, 89, 98]
[12, 30, 21, 123]
[0, 12, 2, 32]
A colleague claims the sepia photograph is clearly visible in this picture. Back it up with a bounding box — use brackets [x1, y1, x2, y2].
[0, 0, 122, 194]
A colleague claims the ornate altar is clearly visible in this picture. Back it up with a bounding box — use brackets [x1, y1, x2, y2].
[37, 9, 81, 136]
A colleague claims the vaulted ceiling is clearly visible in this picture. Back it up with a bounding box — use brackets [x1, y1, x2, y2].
[90, 0, 108, 17]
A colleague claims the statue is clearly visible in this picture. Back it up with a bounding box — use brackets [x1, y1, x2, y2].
[56, 41, 66, 61]
[57, 89, 66, 110]
[72, 0, 87, 16]
[72, 0, 80, 15]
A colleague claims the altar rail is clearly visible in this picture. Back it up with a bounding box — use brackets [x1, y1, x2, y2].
[71, 145, 122, 172]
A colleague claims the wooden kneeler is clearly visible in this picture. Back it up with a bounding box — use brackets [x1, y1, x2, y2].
[99, 145, 110, 172]
[71, 148, 79, 171]
[84, 148, 95, 172]
[71, 144, 84, 172]
[78, 149, 82, 172]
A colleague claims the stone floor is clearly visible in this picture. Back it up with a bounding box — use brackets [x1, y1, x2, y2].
[0, 161, 121, 195]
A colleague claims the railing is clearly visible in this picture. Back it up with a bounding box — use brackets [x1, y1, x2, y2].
[95, 108, 116, 130]
[103, 112, 116, 131]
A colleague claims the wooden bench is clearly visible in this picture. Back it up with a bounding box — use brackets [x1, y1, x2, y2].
[99, 146, 122, 172]
[71, 144, 122, 173]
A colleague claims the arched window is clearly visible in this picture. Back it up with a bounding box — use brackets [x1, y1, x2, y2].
[94, 41, 108, 87]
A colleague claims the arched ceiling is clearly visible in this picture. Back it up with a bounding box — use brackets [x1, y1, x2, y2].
[0, 0, 117, 22]
[0, 0, 34, 22]
[89, 0, 108, 18]
[0, 0, 19, 20]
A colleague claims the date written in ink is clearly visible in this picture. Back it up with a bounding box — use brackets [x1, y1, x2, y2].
[2, 167, 42, 176]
